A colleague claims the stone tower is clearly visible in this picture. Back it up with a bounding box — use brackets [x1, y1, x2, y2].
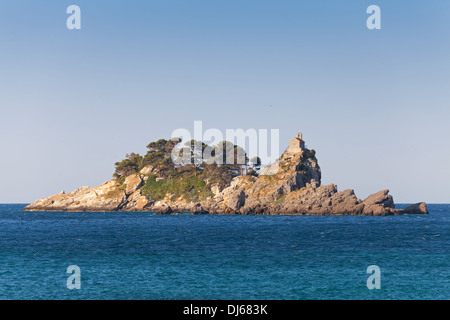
[296, 132, 305, 148]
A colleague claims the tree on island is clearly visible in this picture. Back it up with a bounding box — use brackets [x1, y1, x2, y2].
[113, 138, 260, 201]
[183, 139, 209, 177]
[113, 153, 143, 178]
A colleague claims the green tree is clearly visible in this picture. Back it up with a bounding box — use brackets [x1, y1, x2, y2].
[183, 139, 208, 176]
[214, 141, 248, 176]
[113, 153, 143, 178]
[142, 138, 180, 178]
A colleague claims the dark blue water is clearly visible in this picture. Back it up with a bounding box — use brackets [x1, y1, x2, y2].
[0, 204, 448, 300]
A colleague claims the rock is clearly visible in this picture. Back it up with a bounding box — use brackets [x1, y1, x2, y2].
[280, 173, 304, 193]
[329, 189, 364, 215]
[24, 180, 128, 212]
[121, 190, 142, 211]
[156, 205, 173, 215]
[189, 203, 208, 215]
[136, 196, 151, 211]
[139, 166, 154, 175]
[362, 189, 395, 216]
[363, 189, 394, 208]
[208, 207, 226, 215]
[124, 174, 144, 195]
[210, 184, 222, 196]
[404, 202, 429, 214]
[228, 189, 246, 211]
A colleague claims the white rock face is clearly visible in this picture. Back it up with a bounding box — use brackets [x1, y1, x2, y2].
[124, 174, 144, 195]
[139, 166, 154, 175]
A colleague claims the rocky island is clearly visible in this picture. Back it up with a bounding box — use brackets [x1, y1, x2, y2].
[24, 133, 428, 215]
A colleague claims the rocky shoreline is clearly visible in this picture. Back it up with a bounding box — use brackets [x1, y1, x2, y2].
[24, 134, 428, 216]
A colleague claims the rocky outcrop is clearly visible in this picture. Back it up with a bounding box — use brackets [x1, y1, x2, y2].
[189, 203, 208, 215]
[236, 184, 398, 216]
[124, 174, 144, 195]
[24, 134, 428, 216]
[362, 189, 396, 216]
[24, 181, 128, 212]
[228, 190, 246, 211]
[156, 205, 173, 215]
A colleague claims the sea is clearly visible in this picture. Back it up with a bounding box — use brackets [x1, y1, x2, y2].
[0, 204, 448, 300]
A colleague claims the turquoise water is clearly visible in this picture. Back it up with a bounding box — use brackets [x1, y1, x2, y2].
[0, 204, 448, 300]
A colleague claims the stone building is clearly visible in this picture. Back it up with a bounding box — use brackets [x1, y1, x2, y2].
[288, 132, 305, 153]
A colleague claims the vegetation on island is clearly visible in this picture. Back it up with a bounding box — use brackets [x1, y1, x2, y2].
[113, 138, 262, 202]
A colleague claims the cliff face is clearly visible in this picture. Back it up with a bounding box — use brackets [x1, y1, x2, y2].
[24, 136, 428, 215]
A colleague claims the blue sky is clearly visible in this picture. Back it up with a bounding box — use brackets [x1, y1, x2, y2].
[0, 0, 449, 203]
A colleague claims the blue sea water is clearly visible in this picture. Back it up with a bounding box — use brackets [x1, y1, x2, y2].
[0, 204, 448, 300]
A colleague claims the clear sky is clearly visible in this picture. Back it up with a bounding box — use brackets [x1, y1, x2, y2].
[1, 0, 449, 203]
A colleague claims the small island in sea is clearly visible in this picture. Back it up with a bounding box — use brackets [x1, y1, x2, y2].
[25, 133, 428, 215]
